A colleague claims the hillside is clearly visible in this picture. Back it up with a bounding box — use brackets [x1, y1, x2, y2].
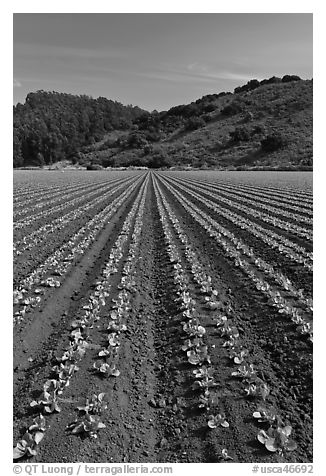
[13, 91, 146, 168]
[14, 76, 313, 170]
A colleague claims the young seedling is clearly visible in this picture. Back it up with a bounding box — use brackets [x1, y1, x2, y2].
[229, 348, 248, 364]
[257, 425, 297, 454]
[200, 281, 213, 295]
[204, 294, 222, 310]
[253, 406, 278, 424]
[214, 314, 228, 327]
[231, 363, 256, 379]
[187, 345, 211, 365]
[181, 337, 203, 352]
[218, 448, 234, 461]
[198, 391, 219, 411]
[28, 414, 46, 433]
[193, 366, 214, 380]
[13, 432, 39, 459]
[207, 413, 229, 429]
[17, 414, 47, 457]
[108, 333, 121, 347]
[66, 413, 106, 438]
[220, 323, 240, 339]
[107, 321, 127, 333]
[77, 393, 107, 415]
[52, 363, 79, 387]
[192, 376, 216, 391]
[183, 320, 206, 338]
[245, 379, 270, 400]
[30, 380, 61, 413]
[93, 361, 120, 377]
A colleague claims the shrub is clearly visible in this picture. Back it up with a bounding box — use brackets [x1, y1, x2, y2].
[221, 100, 244, 116]
[203, 103, 216, 113]
[261, 134, 287, 152]
[184, 117, 206, 131]
[86, 164, 103, 170]
[282, 75, 301, 83]
[126, 132, 148, 149]
[234, 79, 260, 94]
[229, 127, 251, 142]
[147, 146, 171, 168]
[251, 124, 266, 136]
[202, 113, 214, 123]
[260, 76, 282, 86]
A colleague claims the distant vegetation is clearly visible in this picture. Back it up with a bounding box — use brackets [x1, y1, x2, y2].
[13, 75, 313, 170]
[13, 91, 145, 167]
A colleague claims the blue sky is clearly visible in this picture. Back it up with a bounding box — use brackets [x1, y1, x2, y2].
[13, 13, 312, 111]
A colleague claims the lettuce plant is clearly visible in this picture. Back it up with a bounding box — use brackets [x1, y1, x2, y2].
[93, 361, 120, 376]
[70, 328, 84, 344]
[223, 336, 238, 349]
[183, 320, 206, 337]
[30, 379, 61, 413]
[13, 432, 39, 459]
[192, 377, 216, 391]
[77, 393, 107, 415]
[108, 333, 121, 347]
[66, 413, 106, 438]
[219, 323, 239, 339]
[245, 379, 270, 400]
[198, 391, 219, 411]
[219, 449, 233, 461]
[200, 281, 213, 295]
[107, 321, 127, 332]
[214, 314, 228, 327]
[98, 348, 111, 357]
[253, 406, 277, 424]
[257, 426, 297, 453]
[181, 337, 203, 351]
[229, 348, 248, 364]
[13, 414, 47, 459]
[207, 413, 229, 429]
[29, 414, 46, 433]
[52, 363, 79, 387]
[187, 345, 211, 365]
[297, 321, 312, 336]
[58, 342, 87, 363]
[231, 363, 256, 379]
[193, 366, 214, 379]
[70, 318, 88, 329]
[204, 294, 222, 310]
[41, 277, 60, 288]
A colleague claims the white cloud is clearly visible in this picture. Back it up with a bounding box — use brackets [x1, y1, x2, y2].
[13, 78, 22, 88]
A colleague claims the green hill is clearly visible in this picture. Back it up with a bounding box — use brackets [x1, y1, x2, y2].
[14, 76, 313, 170]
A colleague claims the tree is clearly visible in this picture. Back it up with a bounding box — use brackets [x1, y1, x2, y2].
[261, 134, 287, 152]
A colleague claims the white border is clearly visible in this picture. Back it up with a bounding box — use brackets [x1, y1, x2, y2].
[3, 3, 320, 475]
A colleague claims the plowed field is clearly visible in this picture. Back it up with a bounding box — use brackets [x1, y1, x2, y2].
[13, 170, 313, 463]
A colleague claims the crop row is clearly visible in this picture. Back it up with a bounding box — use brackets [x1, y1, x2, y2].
[159, 175, 312, 309]
[164, 175, 312, 240]
[176, 174, 313, 212]
[13, 175, 145, 323]
[153, 175, 298, 456]
[13, 175, 149, 458]
[163, 176, 312, 271]
[14, 175, 141, 258]
[209, 178, 312, 203]
[13, 176, 122, 220]
[14, 175, 137, 231]
[156, 174, 312, 342]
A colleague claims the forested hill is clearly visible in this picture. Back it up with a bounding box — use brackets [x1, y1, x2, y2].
[13, 75, 313, 170]
[13, 91, 146, 167]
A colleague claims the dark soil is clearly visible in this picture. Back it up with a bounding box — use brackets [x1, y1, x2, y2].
[13, 171, 313, 463]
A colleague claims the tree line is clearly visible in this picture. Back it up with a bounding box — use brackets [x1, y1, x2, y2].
[13, 91, 145, 167]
